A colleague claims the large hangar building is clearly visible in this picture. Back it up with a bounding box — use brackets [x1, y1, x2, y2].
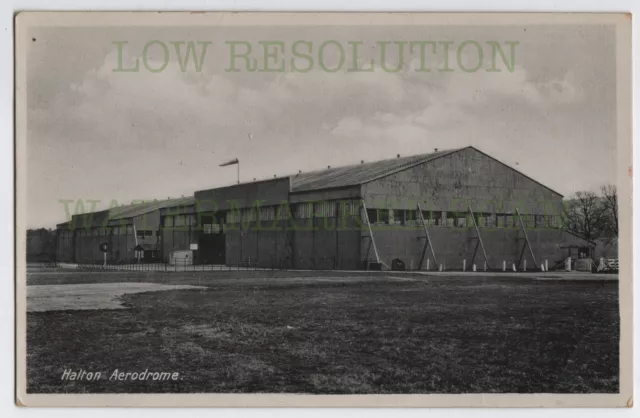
[55, 146, 593, 269]
[193, 146, 592, 270]
[56, 197, 195, 263]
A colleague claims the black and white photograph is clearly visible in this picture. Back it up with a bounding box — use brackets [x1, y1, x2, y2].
[14, 12, 632, 407]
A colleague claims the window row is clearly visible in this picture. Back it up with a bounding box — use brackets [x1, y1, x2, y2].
[163, 214, 196, 227]
[223, 200, 362, 223]
[136, 230, 154, 238]
[366, 209, 559, 228]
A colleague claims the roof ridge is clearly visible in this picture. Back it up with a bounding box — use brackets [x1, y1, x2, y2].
[291, 147, 462, 179]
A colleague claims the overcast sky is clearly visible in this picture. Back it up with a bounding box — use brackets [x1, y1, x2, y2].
[24, 24, 617, 228]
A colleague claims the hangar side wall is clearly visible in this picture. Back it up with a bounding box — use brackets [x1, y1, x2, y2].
[224, 217, 362, 269]
[368, 226, 592, 270]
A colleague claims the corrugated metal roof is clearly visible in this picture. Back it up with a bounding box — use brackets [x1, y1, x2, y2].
[290, 148, 462, 193]
[108, 196, 195, 220]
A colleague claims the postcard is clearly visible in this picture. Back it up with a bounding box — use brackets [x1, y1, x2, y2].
[14, 11, 632, 407]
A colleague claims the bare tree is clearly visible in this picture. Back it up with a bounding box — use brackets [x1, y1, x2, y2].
[600, 184, 618, 240]
[562, 191, 605, 241]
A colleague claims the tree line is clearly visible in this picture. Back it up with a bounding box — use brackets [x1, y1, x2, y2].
[562, 185, 618, 243]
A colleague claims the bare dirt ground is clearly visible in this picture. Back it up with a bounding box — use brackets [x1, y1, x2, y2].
[27, 283, 206, 312]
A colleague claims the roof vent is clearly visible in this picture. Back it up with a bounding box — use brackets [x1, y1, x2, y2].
[361, 160, 364, 164]
[434, 148, 439, 152]
[327, 165, 331, 169]
[397, 154, 400, 158]
[298, 170, 302, 174]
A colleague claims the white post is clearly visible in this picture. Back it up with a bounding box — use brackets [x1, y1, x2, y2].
[463, 259, 466, 271]
[512, 263, 516, 272]
[103, 252, 107, 269]
[565, 257, 572, 271]
[439, 264, 443, 272]
[503, 260, 506, 272]
[472, 264, 476, 272]
[524, 260, 527, 272]
[545, 259, 549, 271]
[484, 261, 487, 272]
[426, 258, 430, 271]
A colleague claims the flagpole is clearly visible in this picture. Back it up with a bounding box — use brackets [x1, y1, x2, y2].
[237, 162, 239, 184]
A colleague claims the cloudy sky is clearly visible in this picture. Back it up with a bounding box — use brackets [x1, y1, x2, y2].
[24, 23, 617, 228]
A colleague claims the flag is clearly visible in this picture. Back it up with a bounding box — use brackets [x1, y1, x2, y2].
[219, 158, 239, 167]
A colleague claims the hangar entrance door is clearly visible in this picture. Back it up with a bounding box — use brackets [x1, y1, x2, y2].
[198, 213, 226, 264]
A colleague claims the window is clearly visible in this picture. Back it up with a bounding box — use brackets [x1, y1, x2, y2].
[405, 210, 418, 225]
[378, 209, 390, 224]
[295, 203, 313, 219]
[520, 214, 535, 228]
[421, 210, 442, 226]
[203, 224, 213, 234]
[475, 213, 494, 228]
[314, 201, 336, 218]
[444, 212, 455, 227]
[366, 208, 377, 224]
[454, 213, 468, 227]
[505, 214, 514, 227]
[276, 204, 290, 220]
[164, 216, 174, 227]
[241, 208, 257, 222]
[535, 214, 558, 228]
[394, 209, 406, 225]
[259, 206, 276, 221]
[136, 230, 152, 238]
[226, 210, 240, 224]
[339, 200, 360, 217]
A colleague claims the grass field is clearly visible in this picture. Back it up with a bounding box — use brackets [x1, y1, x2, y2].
[26, 270, 619, 394]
